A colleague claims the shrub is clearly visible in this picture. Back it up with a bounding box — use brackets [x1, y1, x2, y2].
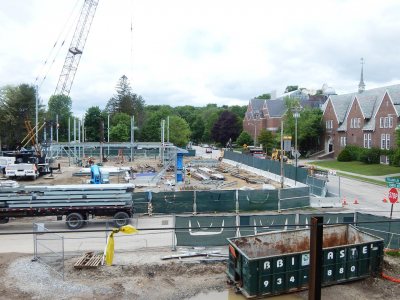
[359, 147, 381, 164]
[337, 148, 353, 161]
[389, 149, 400, 166]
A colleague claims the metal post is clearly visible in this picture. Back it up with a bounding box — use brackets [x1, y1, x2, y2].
[167, 116, 170, 143]
[82, 118, 85, 158]
[254, 121, 257, 147]
[280, 119, 284, 188]
[78, 119, 81, 159]
[56, 114, 59, 143]
[295, 115, 298, 186]
[309, 216, 323, 300]
[44, 119, 47, 143]
[107, 113, 110, 156]
[388, 204, 394, 247]
[293, 108, 300, 186]
[50, 122, 53, 143]
[73, 118, 76, 161]
[35, 85, 38, 143]
[68, 117, 70, 143]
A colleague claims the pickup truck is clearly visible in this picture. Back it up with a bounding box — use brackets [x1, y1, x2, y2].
[0, 184, 135, 229]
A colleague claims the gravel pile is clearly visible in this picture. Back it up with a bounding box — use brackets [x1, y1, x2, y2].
[6, 257, 102, 299]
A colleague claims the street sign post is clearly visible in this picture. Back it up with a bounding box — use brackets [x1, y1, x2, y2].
[387, 188, 398, 245]
[388, 188, 398, 204]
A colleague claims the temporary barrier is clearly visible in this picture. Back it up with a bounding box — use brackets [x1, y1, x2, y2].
[237, 190, 279, 212]
[279, 187, 310, 210]
[195, 190, 236, 213]
[227, 224, 384, 298]
[175, 215, 236, 246]
[151, 191, 194, 214]
[299, 213, 355, 227]
[356, 212, 400, 249]
[223, 151, 326, 196]
[239, 214, 296, 236]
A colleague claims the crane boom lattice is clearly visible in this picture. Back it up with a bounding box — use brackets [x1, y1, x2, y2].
[54, 0, 99, 96]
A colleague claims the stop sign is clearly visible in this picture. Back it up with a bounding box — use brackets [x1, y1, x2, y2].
[388, 188, 398, 204]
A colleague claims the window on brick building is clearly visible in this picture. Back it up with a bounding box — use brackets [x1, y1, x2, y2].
[381, 134, 386, 149]
[380, 117, 384, 128]
[386, 134, 390, 150]
[340, 137, 347, 147]
[389, 116, 393, 128]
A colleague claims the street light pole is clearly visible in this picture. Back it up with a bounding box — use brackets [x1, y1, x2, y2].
[293, 107, 301, 186]
[254, 121, 257, 147]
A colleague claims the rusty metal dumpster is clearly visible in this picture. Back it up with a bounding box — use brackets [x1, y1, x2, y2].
[227, 224, 383, 298]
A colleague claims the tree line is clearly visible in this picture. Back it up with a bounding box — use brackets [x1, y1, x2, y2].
[0, 76, 246, 149]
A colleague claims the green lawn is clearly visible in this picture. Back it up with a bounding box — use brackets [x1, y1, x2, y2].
[309, 160, 400, 176]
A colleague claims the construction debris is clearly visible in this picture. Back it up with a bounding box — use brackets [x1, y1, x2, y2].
[74, 252, 103, 269]
[161, 250, 224, 260]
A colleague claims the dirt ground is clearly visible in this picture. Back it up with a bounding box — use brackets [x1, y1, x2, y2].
[10, 156, 271, 191]
[0, 249, 399, 300]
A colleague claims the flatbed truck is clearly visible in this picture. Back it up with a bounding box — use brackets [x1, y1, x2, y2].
[0, 184, 135, 229]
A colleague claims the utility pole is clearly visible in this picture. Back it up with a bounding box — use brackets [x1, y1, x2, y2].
[68, 117, 70, 144]
[82, 117, 85, 158]
[293, 107, 301, 186]
[280, 119, 284, 188]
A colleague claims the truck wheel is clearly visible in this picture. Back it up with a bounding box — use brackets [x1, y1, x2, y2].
[113, 212, 130, 227]
[66, 212, 84, 229]
[0, 217, 9, 224]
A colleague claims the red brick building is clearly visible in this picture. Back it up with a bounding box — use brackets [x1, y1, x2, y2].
[243, 90, 327, 145]
[322, 84, 400, 162]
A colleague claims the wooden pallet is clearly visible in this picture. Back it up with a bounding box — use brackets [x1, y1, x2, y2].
[74, 252, 103, 269]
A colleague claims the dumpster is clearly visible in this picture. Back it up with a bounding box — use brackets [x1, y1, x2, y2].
[227, 224, 384, 298]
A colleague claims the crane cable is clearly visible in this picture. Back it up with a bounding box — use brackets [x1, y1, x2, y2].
[34, 0, 81, 91]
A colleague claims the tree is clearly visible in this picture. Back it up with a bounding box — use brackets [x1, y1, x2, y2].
[211, 110, 241, 145]
[236, 131, 253, 147]
[285, 85, 298, 93]
[255, 93, 271, 100]
[0, 84, 41, 148]
[140, 107, 172, 142]
[191, 116, 205, 143]
[257, 129, 275, 154]
[84, 106, 106, 142]
[105, 75, 145, 126]
[201, 104, 222, 142]
[168, 115, 191, 147]
[110, 123, 129, 142]
[47, 94, 72, 142]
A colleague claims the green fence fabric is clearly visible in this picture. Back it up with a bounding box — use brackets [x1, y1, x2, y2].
[151, 191, 194, 214]
[196, 190, 236, 213]
[237, 190, 279, 211]
[280, 187, 310, 210]
[356, 213, 400, 249]
[175, 215, 236, 246]
[223, 151, 326, 196]
[239, 214, 296, 236]
[131, 192, 148, 213]
[298, 213, 354, 227]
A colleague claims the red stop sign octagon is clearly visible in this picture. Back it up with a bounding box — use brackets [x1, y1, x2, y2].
[388, 188, 398, 204]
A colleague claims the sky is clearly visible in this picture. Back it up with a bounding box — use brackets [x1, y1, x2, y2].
[1, 0, 400, 116]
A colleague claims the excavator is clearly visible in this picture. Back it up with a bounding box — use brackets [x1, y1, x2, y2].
[271, 149, 288, 162]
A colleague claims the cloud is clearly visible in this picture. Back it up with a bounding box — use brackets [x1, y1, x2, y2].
[1, 0, 400, 116]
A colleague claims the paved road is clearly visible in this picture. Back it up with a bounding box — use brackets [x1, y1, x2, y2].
[327, 174, 400, 218]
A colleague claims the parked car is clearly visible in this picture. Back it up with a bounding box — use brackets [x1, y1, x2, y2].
[206, 147, 212, 153]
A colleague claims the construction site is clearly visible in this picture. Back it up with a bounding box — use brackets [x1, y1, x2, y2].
[1, 1, 400, 299]
[0, 143, 400, 300]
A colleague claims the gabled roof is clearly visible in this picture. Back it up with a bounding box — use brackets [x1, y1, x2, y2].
[328, 94, 354, 123]
[249, 98, 265, 111]
[265, 100, 286, 117]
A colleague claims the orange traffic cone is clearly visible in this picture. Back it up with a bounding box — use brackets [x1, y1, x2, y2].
[342, 197, 347, 206]
[353, 198, 359, 205]
[383, 194, 388, 203]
